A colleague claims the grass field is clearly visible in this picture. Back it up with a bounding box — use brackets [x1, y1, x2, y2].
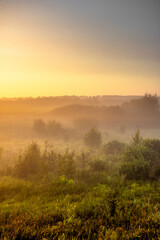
[0, 176, 159, 240]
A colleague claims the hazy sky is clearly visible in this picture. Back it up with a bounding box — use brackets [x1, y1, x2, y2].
[0, 0, 160, 97]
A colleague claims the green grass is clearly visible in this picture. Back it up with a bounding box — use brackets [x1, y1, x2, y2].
[0, 176, 159, 240]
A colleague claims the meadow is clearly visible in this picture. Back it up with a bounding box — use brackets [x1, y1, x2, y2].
[0, 176, 159, 239]
[0, 94, 160, 239]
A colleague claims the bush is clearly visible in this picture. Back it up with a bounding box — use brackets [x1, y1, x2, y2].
[132, 129, 142, 145]
[89, 159, 107, 172]
[143, 138, 160, 179]
[103, 140, 126, 155]
[57, 150, 76, 178]
[15, 143, 41, 178]
[120, 136, 160, 180]
[33, 119, 46, 135]
[84, 128, 102, 148]
[47, 120, 64, 137]
[120, 156, 149, 180]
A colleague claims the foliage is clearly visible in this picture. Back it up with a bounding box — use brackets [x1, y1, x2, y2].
[0, 177, 159, 240]
[124, 94, 159, 114]
[57, 150, 76, 178]
[132, 129, 142, 145]
[0, 131, 160, 239]
[15, 143, 41, 178]
[41, 141, 57, 174]
[33, 119, 66, 138]
[120, 156, 149, 180]
[139, 93, 159, 113]
[120, 135, 160, 180]
[103, 140, 126, 155]
[84, 128, 102, 148]
[143, 138, 160, 179]
[89, 158, 107, 172]
[33, 119, 46, 135]
[47, 120, 64, 137]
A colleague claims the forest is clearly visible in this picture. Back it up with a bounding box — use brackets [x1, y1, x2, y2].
[0, 94, 160, 239]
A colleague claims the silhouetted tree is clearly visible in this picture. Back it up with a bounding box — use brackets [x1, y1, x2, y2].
[33, 119, 46, 135]
[84, 128, 102, 148]
[103, 140, 126, 155]
[47, 121, 63, 137]
[15, 143, 41, 178]
[124, 94, 159, 116]
[132, 129, 142, 145]
[90, 159, 106, 172]
[57, 149, 76, 178]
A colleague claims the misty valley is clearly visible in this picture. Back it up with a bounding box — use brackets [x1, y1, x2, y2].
[0, 94, 160, 239]
[1, 0, 160, 238]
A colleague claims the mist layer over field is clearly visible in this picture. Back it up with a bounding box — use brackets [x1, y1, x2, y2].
[0, 0, 160, 239]
[0, 94, 159, 165]
[0, 94, 160, 239]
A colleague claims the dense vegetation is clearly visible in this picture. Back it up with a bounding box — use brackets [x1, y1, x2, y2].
[0, 129, 160, 239]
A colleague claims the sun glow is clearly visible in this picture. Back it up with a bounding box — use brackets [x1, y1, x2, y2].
[0, 3, 159, 97]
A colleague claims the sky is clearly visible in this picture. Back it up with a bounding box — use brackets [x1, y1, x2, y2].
[0, 0, 160, 97]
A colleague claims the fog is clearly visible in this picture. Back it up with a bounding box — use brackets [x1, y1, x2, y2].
[0, 94, 159, 167]
[0, 94, 160, 239]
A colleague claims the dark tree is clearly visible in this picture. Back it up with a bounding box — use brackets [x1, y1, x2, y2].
[84, 128, 102, 148]
[33, 119, 46, 135]
[103, 140, 126, 155]
[15, 143, 41, 178]
[47, 121, 63, 137]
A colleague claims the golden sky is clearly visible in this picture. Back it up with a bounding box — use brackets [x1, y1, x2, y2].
[0, 1, 160, 97]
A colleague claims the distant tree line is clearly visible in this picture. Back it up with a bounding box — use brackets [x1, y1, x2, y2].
[51, 94, 160, 128]
[0, 95, 141, 106]
[33, 119, 64, 137]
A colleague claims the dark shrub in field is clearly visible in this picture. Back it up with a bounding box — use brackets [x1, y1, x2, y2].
[33, 119, 46, 135]
[47, 120, 64, 137]
[15, 143, 41, 178]
[89, 159, 107, 172]
[103, 140, 126, 155]
[84, 128, 102, 148]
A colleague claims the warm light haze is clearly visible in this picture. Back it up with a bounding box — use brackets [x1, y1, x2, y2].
[0, 2, 160, 238]
[0, 0, 160, 97]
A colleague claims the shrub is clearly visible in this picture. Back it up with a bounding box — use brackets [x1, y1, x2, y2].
[103, 140, 126, 155]
[15, 143, 41, 178]
[57, 150, 76, 178]
[131, 129, 142, 145]
[143, 138, 160, 179]
[84, 128, 102, 148]
[47, 120, 64, 137]
[33, 119, 46, 135]
[90, 159, 107, 172]
[41, 142, 57, 174]
[120, 156, 149, 180]
[120, 135, 160, 180]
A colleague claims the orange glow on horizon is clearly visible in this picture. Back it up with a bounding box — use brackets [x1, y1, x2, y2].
[0, 6, 159, 98]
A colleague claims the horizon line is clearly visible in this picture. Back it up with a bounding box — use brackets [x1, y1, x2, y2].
[0, 94, 146, 100]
